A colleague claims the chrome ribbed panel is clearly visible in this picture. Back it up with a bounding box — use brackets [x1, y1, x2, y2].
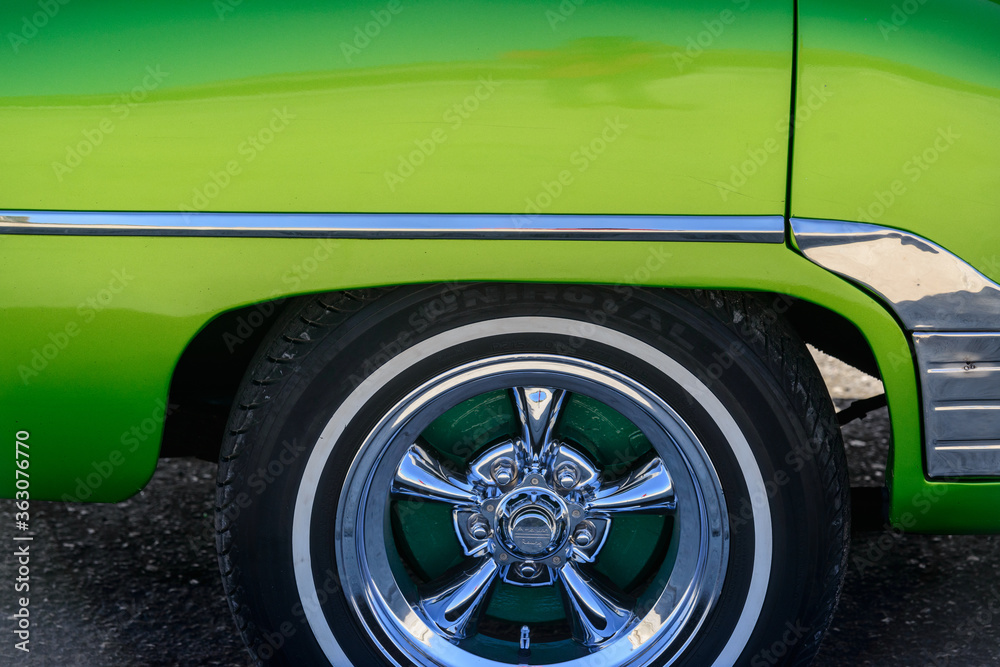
[915, 333, 1000, 477]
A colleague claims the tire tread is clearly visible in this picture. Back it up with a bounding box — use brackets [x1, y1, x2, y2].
[687, 290, 850, 666]
[215, 289, 388, 665]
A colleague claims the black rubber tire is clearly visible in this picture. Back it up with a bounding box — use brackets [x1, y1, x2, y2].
[216, 284, 849, 667]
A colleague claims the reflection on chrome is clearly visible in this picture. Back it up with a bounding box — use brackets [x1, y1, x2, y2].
[792, 219, 1000, 478]
[791, 218, 1000, 331]
[0, 210, 785, 242]
[914, 332, 1000, 478]
[336, 354, 730, 666]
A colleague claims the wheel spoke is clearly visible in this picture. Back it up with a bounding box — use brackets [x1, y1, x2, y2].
[391, 443, 478, 506]
[420, 557, 500, 639]
[550, 444, 602, 493]
[570, 517, 611, 563]
[466, 438, 526, 488]
[559, 562, 634, 647]
[512, 386, 566, 457]
[588, 456, 677, 515]
[452, 509, 491, 556]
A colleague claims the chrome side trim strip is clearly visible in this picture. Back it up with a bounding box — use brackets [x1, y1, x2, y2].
[790, 218, 1000, 331]
[914, 333, 1000, 478]
[0, 211, 785, 243]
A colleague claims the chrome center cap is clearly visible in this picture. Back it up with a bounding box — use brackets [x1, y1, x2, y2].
[496, 487, 568, 559]
[509, 508, 556, 554]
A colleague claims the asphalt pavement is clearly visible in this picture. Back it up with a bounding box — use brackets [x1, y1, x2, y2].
[1, 353, 998, 666]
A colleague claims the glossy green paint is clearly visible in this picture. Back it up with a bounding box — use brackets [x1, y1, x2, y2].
[793, 0, 1000, 281]
[0, 233, 984, 532]
[0, 0, 792, 215]
[1, 0, 997, 536]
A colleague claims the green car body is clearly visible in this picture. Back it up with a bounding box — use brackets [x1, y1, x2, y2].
[1, 0, 998, 543]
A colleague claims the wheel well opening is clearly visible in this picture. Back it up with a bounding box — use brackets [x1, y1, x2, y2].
[775, 294, 890, 530]
[161, 298, 289, 460]
[780, 296, 881, 380]
[160, 288, 887, 469]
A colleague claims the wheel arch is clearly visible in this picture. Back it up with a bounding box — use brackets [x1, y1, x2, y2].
[162, 285, 881, 464]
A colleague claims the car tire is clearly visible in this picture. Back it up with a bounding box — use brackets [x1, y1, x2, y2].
[216, 283, 849, 667]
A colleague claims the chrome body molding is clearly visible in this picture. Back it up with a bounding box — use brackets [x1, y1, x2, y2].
[790, 218, 1000, 331]
[914, 333, 1000, 478]
[792, 218, 1000, 478]
[0, 211, 784, 242]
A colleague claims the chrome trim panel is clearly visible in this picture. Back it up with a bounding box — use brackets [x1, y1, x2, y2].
[790, 218, 1000, 331]
[0, 211, 785, 242]
[792, 218, 1000, 478]
[914, 333, 1000, 478]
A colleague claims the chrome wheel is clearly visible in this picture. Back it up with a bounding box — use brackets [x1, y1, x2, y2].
[336, 355, 728, 666]
[226, 287, 847, 666]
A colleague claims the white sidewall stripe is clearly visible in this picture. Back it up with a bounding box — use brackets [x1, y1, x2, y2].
[292, 317, 773, 666]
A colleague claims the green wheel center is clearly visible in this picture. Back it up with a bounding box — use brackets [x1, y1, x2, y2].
[390, 388, 675, 637]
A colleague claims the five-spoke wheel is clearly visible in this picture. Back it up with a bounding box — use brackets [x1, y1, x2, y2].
[338, 361, 728, 665]
[217, 285, 849, 667]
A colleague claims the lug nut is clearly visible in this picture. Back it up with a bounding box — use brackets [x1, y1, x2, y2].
[573, 523, 595, 547]
[492, 457, 516, 485]
[556, 463, 580, 489]
[517, 561, 541, 579]
[468, 514, 490, 540]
